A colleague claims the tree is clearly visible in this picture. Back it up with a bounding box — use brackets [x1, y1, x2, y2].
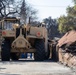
[20, 0, 38, 24]
[73, 0, 76, 4]
[0, 0, 17, 18]
[0, 0, 38, 23]
[20, 0, 26, 23]
[58, 1, 76, 34]
[43, 17, 60, 39]
[67, 5, 76, 17]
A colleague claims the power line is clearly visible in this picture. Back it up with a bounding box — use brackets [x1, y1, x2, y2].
[31, 5, 67, 8]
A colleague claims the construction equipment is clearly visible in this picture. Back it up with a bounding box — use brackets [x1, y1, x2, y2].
[48, 40, 59, 61]
[0, 17, 50, 61]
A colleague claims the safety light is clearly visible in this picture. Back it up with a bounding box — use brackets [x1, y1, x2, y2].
[36, 32, 41, 37]
[15, 24, 19, 27]
[2, 31, 6, 35]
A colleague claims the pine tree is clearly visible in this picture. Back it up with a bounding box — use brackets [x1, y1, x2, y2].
[20, 0, 26, 23]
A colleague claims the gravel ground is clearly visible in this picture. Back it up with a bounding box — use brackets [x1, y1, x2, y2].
[0, 59, 76, 75]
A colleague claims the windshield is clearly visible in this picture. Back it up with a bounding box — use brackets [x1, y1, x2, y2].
[4, 21, 13, 30]
[3, 20, 20, 30]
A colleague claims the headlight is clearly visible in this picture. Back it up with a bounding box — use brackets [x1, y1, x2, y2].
[15, 24, 19, 27]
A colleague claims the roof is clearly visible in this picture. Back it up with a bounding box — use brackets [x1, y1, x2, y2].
[57, 30, 76, 47]
[4, 17, 20, 21]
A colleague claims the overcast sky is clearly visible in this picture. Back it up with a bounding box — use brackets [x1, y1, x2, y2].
[26, 0, 73, 20]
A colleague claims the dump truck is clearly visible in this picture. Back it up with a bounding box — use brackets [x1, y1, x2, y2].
[0, 17, 50, 61]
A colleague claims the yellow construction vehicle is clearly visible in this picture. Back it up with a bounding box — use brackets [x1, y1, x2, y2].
[0, 17, 50, 61]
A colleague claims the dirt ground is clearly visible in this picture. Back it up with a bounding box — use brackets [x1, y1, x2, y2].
[0, 58, 76, 75]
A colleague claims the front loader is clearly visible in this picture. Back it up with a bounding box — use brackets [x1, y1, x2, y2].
[0, 17, 50, 61]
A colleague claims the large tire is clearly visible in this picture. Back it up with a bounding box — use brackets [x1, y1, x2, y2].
[45, 44, 50, 60]
[34, 39, 46, 61]
[51, 44, 58, 62]
[11, 53, 20, 61]
[1, 40, 10, 61]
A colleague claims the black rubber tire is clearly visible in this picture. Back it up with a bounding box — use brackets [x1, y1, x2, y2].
[45, 44, 50, 60]
[51, 44, 58, 62]
[1, 40, 10, 61]
[11, 53, 20, 61]
[34, 39, 46, 61]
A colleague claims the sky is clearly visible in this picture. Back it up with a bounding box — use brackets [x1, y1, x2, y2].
[26, 0, 73, 20]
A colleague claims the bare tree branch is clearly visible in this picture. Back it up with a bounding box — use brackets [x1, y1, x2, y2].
[6, 11, 18, 17]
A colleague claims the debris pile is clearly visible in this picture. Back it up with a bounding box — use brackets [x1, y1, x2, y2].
[57, 30, 76, 67]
